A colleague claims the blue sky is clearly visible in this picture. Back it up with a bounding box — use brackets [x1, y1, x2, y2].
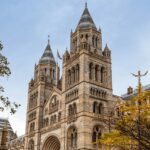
[0, 0, 150, 136]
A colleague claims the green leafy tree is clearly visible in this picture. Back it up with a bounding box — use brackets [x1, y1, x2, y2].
[0, 41, 20, 114]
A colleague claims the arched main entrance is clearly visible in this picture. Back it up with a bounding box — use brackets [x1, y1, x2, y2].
[42, 136, 60, 150]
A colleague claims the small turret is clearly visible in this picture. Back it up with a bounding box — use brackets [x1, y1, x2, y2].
[103, 44, 111, 58]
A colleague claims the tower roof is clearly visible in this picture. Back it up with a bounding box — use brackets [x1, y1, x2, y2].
[104, 44, 110, 51]
[76, 3, 96, 30]
[39, 38, 56, 64]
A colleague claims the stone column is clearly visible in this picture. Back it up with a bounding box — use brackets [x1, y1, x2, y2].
[97, 66, 100, 82]
[92, 65, 95, 81]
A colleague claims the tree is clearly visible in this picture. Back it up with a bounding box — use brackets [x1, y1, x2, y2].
[0, 41, 20, 114]
[100, 130, 138, 150]
[100, 82, 150, 150]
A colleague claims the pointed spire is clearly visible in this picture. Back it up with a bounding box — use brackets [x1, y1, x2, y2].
[76, 3, 96, 30]
[103, 43, 111, 57]
[48, 35, 50, 44]
[85, 2, 87, 8]
[39, 36, 56, 64]
[104, 43, 110, 51]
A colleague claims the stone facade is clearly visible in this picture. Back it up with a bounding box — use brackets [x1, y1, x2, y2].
[8, 4, 118, 150]
[0, 118, 16, 150]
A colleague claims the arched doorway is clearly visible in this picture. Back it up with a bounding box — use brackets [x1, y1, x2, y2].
[42, 136, 60, 150]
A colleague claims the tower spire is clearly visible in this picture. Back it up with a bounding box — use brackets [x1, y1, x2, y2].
[39, 36, 56, 64]
[85, 2, 87, 8]
[48, 35, 50, 44]
[76, 2, 96, 30]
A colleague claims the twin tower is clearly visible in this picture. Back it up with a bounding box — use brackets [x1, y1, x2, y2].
[25, 3, 114, 150]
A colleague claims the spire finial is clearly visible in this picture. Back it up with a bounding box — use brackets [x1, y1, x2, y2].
[48, 35, 50, 44]
[85, 2, 87, 8]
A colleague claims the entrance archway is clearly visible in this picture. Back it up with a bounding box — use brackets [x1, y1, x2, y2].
[42, 136, 60, 150]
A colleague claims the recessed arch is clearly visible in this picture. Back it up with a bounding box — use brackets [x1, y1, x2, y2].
[42, 136, 60, 150]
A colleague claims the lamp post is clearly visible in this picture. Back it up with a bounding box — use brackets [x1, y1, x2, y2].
[131, 70, 148, 150]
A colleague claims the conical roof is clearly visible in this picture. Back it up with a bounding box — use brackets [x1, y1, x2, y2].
[104, 44, 110, 51]
[39, 40, 56, 64]
[76, 3, 96, 30]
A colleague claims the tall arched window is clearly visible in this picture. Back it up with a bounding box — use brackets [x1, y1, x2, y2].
[89, 63, 93, 80]
[76, 64, 80, 81]
[54, 115, 57, 123]
[92, 36, 95, 46]
[96, 37, 98, 48]
[68, 70, 71, 85]
[58, 112, 61, 122]
[99, 103, 103, 114]
[30, 122, 35, 132]
[28, 139, 34, 150]
[95, 65, 99, 81]
[92, 126, 102, 147]
[101, 67, 105, 83]
[67, 126, 77, 149]
[68, 105, 73, 115]
[71, 67, 75, 83]
[93, 102, 98, 113]
[73, 103, 77, 114]
[50, 96, 57, 107]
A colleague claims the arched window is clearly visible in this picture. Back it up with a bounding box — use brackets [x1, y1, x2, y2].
[73, 103, 77, 114]
[68, 105, 72, 115]
[96, 37, 98, 48]
[46, 118, 49, 126]
[68, 103, 77, 116]
[28, 139, 34, 150]
[51, 96, 57, 107]
[86, 34, 88, 39]
[50, 116, 54, 124]
[76, 64, 80, 81]
[54, 115, 57, 123]
[95, 65, 99, 81]
[49, 96, 59, 114]
[53, 69, 55, 79]
[30, 124, 32, 132]
[67, 126, 77, 149]
[99, 103, 103, 114]
[71, 67, 75, 84]
[89, 63, 93, 80]
[93, 102, 98, 113]
[92, 36, 94, 46]
[92, 131, 97, 143]
[92, 126, 102, 147]
[30, 122, 35, 132]
[58, 112, 61, 122]
[101, 67, 105, 83]
[68, 70, 71, 85]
